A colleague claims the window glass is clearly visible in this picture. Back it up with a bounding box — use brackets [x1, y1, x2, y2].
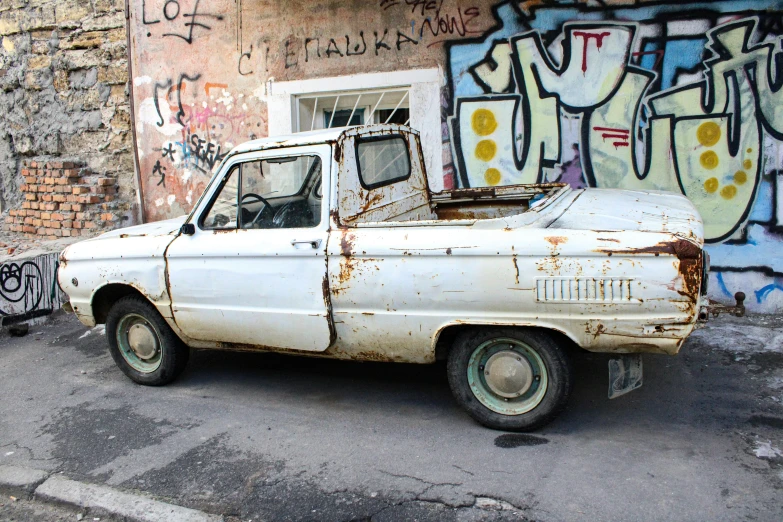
[202, 156, 322, 230]
[356, 136, 411, 190]
[202, 166, 239, 229]
[240, 156, 322, 229]
[323, 109, 365, 128]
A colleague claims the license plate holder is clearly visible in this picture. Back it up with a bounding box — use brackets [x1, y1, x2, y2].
[608, 354, 643, 399]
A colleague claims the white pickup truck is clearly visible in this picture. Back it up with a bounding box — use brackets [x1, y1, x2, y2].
[59, 124, 720, 431]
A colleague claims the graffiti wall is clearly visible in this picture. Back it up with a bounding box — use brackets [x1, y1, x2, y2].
[129, 0, 783, 312]
[444, 0, 783, 312]
[0, 253, 67, 326]
[128, 0, 497, 220]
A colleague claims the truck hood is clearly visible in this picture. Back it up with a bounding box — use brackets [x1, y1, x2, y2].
[91, 215, 187, 240]
[547, 189, 704, 244]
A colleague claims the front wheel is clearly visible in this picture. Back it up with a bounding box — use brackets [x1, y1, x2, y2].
[106, 295, 190, 386]
[447, 328, 572, 431]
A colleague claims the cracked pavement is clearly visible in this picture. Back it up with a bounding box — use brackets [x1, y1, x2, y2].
[1, 313, 782, 521]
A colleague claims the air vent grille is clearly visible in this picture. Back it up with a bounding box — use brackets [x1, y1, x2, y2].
[536, 278, 633, 303]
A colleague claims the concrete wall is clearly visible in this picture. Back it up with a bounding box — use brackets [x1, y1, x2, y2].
[0, 0, 138, 231]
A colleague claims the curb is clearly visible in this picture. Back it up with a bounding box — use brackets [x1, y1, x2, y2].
[0, 465, 222, 522]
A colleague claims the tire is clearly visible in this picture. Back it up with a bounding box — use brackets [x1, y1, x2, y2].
[106, 295, 189, 386]
[447, 327, 572, 431]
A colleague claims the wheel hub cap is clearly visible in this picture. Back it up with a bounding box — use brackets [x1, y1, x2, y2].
[127, 323, 158, 360]
[483, 350, 533, 398]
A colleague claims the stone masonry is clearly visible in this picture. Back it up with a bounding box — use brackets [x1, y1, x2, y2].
[4, 160, 119, 238]
[0, 0, 137, 232]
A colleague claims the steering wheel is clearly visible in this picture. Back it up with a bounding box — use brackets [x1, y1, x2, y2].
[241, 193, 274, 227]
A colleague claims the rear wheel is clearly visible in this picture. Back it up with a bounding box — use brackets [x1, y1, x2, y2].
[447, 328, 572, 431]
[106, 295, 189, 386]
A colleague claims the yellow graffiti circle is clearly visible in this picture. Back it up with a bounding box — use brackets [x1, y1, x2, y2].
[700, 150, 719, 170]
[704, 177, 719, 193]
[721, 185, 737, 200]
[734, 171, 748, 185]
[697, 122, 721, 147]
[743, 159, 752, 170]
[472, 109, 498, 136]
[747, 148, 753, 154]
[475, 140, 497, 162]
[484, 168, 502, 186]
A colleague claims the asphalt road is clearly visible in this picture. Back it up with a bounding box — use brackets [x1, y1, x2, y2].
[0, 313, 781, 522]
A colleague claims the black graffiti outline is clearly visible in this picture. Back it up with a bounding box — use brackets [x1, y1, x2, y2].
[153, 159, 167, 187]
[162, 143, 176, 161]
[152, 79, 173, 127]
[346, 32, 367, 56]
[175, 72, 202, 127]
[284, 38, 298, 68]
[305, 38, 321, 62]
[374, 29, 392, 55]
[239, 44, 253, 75]
[325, 38, 343, 58]
[141, 0, 160, 25]
[162, 0, 224, 45]
[0, 261, 43, 315]
[467, 38, 517, 94]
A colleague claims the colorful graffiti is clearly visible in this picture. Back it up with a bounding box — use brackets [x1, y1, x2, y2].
[134, 71, 267, 215]
[445, 1, 783, 311]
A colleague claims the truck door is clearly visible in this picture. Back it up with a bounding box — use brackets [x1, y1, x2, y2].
[165, 145, 335, 352]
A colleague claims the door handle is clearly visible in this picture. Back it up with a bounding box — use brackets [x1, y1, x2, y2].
[291, 239, 322, 249]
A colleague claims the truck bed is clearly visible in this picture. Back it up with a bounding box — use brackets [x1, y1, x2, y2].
[430, 184, 566, 221]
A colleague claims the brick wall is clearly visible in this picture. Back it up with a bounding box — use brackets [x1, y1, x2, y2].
[4, 160, 119, 238]
[0, 0, 137, 233]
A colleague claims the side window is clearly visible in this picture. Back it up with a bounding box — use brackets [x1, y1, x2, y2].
[356, 136, 411, 190]
[202, 155, 322, 230]
[202, 166, 239, 229]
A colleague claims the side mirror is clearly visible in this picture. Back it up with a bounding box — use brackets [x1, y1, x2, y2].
[180, 223, 196, 236]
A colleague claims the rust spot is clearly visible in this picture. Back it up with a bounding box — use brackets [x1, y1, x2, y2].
[340, 230, 355, 257]
[334, 230, 359, 294]
[329, 207, 340, 225]
[597, 237, 620, 243]
[446, 248, 452, 255]
[678, 250, 703, 307]
[545, 236, 568, 246]
[359, 190, 385, 214]
[353, 350, 396, 363]
[334, 138, 343, 163]
[322, 269, 337, 345]
[597, 238, 700, 259]
[512, 256, 519, 285]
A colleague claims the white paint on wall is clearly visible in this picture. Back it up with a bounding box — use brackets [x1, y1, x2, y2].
[267, 68, 445, 192]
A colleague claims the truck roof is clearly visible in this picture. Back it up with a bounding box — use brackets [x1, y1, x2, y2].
[229, 124, 416, 156]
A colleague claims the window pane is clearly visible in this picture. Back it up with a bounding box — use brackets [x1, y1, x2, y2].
[324, 109, 365, 128]
[357, 137, 411, 190]
[240, 156, 322, 229]
[376, 108, 409, 125]
[202, 167, 239, 229]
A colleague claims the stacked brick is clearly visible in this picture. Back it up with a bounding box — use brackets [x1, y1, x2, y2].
[4, 160, 119, 239]
[0, 0, 135, 228]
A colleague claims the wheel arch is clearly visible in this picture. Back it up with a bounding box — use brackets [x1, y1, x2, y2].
[433, 322, 581, 361]
[91, 283, 150, 325]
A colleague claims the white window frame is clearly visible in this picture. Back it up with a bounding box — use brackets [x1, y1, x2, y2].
[266, 68, 444, 191]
